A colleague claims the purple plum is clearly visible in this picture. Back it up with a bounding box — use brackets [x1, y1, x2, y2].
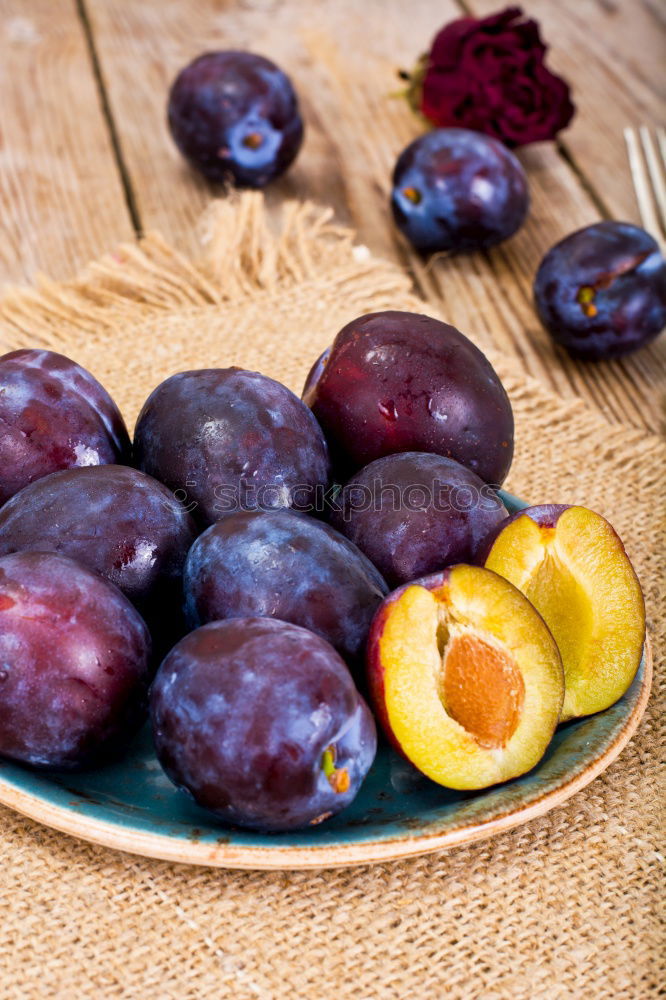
[303, 311, 513, 484]
[183, 508, 388, 669]
[331, 451, 508, 588]
[168, 50, 304, 187]
[0, 349, 130, 506]
[534, 220, 666, 358]
[150, 617, 377, 831]
[0, 551, 151, 769]
[391, 128, 529, 253]
[0, 465, 197, 647]
[134, 368, 331, 528]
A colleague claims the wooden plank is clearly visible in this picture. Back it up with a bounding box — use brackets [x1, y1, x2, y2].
[84, 0, 664, 432]
[0, 0, 134, 290]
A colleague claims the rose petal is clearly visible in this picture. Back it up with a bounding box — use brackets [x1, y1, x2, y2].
[419, 5, 575, 146]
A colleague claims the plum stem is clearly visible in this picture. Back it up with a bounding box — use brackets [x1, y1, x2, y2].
[242, 132, 264, 150]
[321, 744, 350, 794]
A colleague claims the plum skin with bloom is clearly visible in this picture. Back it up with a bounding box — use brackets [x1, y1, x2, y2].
[150, 617, 377, 832]
[183, 508, 388, 671]
[303, 310, 514, 485]
[534, 221, 666, 359]
[0, 348, 130, 507]
[134, 367, 331, 528]
[331, 451, 508, 589]
[0, 551, 151, 769]
[391, 128, 529, 253]
[167, 50, 304, 188]
[0, 465, 198, 647]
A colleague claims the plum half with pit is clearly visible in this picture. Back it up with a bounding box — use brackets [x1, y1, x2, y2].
[150, 617, 377, 831]
[0, 551, 151, 769]
[367, 565, 564, 789]
[168, 51, 304, 188]
[331, 452, 508, 589]
[134, 368, 331, 528]
[534, 221, 666, 359]
[391, 128, 529, 253]
[183, 509, 388, 670]
[0, 349, 131, 506]
[303, 310, 514, 483]
[0, 465, 197, 647]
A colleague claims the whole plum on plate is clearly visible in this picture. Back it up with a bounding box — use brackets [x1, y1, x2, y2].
[0, 349, 130, 506]
[134, 368, 331, 528]
[183, 509, 388, 669]
[303, 311, 513, 484]
[331, 452, 508, 588]
[0, 465, 197, 646]
[150, 618, 377, 831]
[168, 51, 304, 188]
[534, 220, 666, 358]
[391, 128, 529, 253]
[0, 551, 151, 769]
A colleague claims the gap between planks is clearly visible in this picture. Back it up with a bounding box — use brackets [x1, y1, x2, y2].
[75, 0, 143, 236]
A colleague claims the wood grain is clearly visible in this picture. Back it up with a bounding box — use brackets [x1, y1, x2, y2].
[0, 0, 133, 290]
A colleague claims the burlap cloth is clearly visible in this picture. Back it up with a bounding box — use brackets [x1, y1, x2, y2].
[0, 194, 663, 999]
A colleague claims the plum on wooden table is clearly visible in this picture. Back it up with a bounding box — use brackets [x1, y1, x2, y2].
[534, 221, 666, 359]
[391, 128, 529, 253]
[168, 50, 304, 188]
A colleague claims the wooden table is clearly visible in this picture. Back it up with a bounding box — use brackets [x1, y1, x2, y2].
[1, 0, 664, 432]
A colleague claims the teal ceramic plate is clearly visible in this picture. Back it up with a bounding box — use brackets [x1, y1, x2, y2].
[0, 494, 652, 869]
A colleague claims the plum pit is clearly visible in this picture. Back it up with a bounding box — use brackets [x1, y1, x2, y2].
[437, 615, 525, 750]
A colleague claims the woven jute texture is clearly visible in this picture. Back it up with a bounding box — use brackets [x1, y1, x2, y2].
[0, 194, 663, 1000]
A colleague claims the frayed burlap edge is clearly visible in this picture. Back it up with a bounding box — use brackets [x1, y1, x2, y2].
[0, 195, 411, 337]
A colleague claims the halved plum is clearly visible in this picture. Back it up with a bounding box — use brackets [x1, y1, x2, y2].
[484, 505, 645, 720]
[367, 564, 564, 789]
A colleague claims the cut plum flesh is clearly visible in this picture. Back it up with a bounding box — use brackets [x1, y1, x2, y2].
[368, 565, 564, 790]
[485, 506, 645, 720]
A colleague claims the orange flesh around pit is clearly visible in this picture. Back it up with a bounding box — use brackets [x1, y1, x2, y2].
[375, 570, 565, 789]
[441, 632, 525, 749]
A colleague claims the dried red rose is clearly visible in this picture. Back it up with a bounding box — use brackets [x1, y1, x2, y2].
[409, 6, 575, 148]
